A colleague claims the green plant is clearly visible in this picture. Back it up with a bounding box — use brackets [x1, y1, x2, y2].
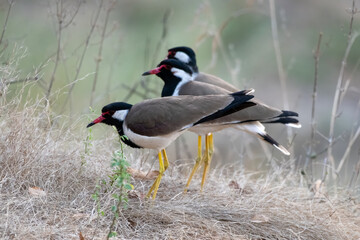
[81, 107, 95, 168]
[92, 137, 133, 239]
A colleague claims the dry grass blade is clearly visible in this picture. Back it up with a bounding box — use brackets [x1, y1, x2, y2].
[127, 167, 159, 180]
[1, 94, 359, 239]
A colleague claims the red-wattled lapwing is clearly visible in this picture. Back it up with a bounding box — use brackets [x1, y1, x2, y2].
[87, 93, 254, 199]
[167, 46, 238, 92]
[143, 59, 301, 191]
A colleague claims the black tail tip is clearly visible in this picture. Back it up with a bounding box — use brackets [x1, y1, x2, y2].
[280, 110, 299, 117]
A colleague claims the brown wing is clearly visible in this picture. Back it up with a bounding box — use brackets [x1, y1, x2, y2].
[179, 81, 230, 96]
[195, 72, 238, 92]
[126, 95, 234, 136]
[204, 99, 283, 124]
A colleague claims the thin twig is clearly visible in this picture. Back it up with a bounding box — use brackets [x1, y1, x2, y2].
[151, 10, 171, 68]
[46, 0, 63, 102]
[106, 186, 124, 240]
[6, 77, 39, 85]
[0, 0, 14, 48]
[336, 126, 360, 174]
[305, 32, 323, 175]
[269, 0, 294, 153]
[60, 0, 104, 114]
[105, 32, 122, 103]
[327, 0, 359, 179]
[269, 0, 289, 110]
[61, 0, 82, 29]
[90, 1, 115, 106]
[311, 33, 322, 150]
[348, 153, 360, 187]
[121, 83, 148, 101]
[143, 10, 171, 100]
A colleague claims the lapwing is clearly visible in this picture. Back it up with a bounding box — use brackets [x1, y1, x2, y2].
[143, 59, 300, 191]
[87, 93, 254, 199]
[167, 46, 238, 91]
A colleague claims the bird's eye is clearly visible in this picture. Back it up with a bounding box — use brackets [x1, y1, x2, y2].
[168, 51, 175, 58]
[102, 111, 114, 117]
[164, 65, 171, 70]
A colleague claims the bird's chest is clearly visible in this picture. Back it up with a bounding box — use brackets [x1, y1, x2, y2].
[123, 124, 183, 151]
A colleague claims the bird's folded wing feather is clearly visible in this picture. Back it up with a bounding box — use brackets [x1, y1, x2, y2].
[126, 95, 243, 136]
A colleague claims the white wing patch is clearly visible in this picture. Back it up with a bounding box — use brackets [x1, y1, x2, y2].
[112, 110, 129, 122]
[174, 51, 190, 63]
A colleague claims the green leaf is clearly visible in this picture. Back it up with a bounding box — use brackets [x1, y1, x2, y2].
[108, 232, 117, 238]
[111, 205, 117, 213]
[91, 193, 98, 201]
[124, 183, 134, 190]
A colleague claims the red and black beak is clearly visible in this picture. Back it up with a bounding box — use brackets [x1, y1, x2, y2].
[142, 66, 162, 76]
[87, 114, 105, 128]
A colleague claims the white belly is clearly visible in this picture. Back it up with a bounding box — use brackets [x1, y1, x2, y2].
[123, 124, 185, 151]
[189, 124, 231, 135]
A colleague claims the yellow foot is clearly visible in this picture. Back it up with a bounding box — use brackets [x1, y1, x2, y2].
[184, 156, 203, 193]
[146, 149, 169, 200]
[146, 173, 162, 199]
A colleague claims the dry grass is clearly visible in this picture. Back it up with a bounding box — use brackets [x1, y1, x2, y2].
[0, 98, 359, 240]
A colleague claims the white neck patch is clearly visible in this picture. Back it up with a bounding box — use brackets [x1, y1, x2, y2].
[112, 109, 129, 122]
[174, 51, 190, 64]
[171, 67, 193, 96]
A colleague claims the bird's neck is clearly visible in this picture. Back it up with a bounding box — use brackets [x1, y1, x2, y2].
[160, 75, 183, 97]
[189, 64, 199, 74]
[121, 137, 142, 149]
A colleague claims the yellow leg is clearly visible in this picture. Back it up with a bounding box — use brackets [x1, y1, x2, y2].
[208, 133, 214, 160]
[184, 135, 203, 192]
[162, 149, 169, 171]
[146, 150, 168, 200]
[201, 134, 212, 191]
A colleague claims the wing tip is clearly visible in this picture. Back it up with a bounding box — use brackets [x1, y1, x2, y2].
[274, 144, 291, 156]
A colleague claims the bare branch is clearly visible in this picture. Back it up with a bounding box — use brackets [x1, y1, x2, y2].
[336, 126, 360, 174]
[269, 0, 289, 110]
[0, 0, 15, 53]
[60, 0, 104, 113]
[90, 0, 115, 106]
[0, 0, 14, 46]
[46, 0, 63, 102]
[151, 9, 171, 68]
[61, 0, 82, 29]
[327, 0, 359, 179]
[305, 32, 323, 174]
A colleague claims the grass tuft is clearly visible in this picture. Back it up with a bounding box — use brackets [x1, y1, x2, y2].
[0, 97, 359, 239]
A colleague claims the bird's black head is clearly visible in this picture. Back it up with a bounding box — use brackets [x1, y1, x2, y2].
[142, 58, 193, 80]
[167, 46, 198, 73]
[87, 102, 132, 135]
[142, 59, 193, 97]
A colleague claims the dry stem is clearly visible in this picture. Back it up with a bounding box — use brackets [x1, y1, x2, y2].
[0, 0, 14, 52]
[90, 0, 115, 106]
[327, 0, 359, 179]
[305, 32, 323, 177]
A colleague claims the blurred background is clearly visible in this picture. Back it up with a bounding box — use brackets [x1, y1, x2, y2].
[1, 0, 359, 186]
